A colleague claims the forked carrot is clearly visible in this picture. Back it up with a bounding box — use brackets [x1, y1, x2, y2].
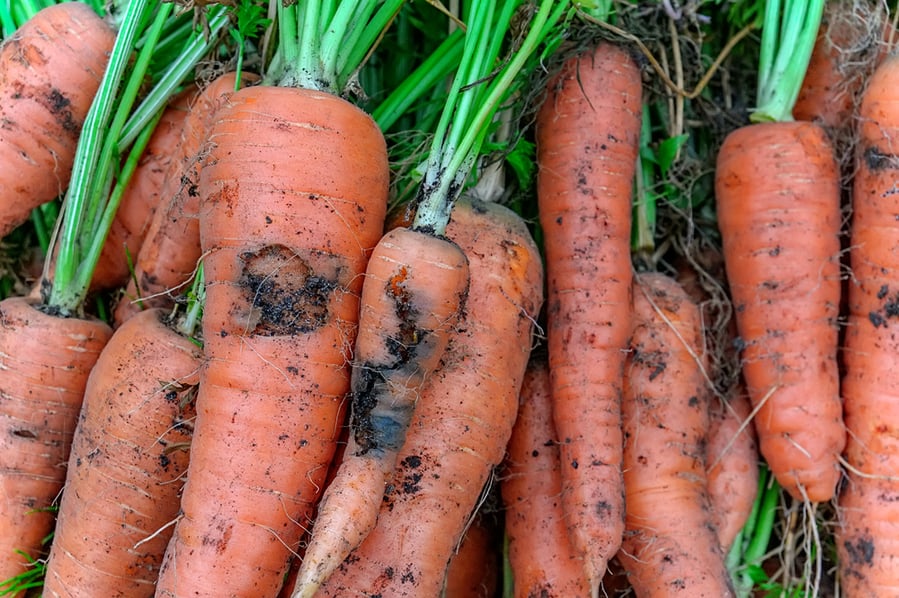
[536, 40, 642, 592]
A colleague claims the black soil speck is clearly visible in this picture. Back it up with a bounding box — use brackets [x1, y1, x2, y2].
[844, 536, 875, 566]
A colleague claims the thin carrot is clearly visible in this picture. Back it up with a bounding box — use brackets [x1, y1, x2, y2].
[617, 272, 734, 597]
[535, 40, 642, 592]
[316, 196, 544, 597]
[41, 307, 201, 598]
[501, 356, 591, 598]
[837, 52, 899, 596]
[0, 2, 115, 238]
[715, 0, 844, 502]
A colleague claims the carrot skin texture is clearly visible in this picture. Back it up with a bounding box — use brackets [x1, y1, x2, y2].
[154, 85, 388, 598]
[0, 3, 115, 237]
[838, 54, 899, 596]
[294, 227, 469, 596]
[502, 358, 591, 598]
[536, 42, 641, 589]
[42, 308, 200, 597]
[113, 72, 258, 326]
[618, 273, 734, 597]
[715, 121, 845, 502]
[0, 297, 113, 582]
[318, 197, 544, 597]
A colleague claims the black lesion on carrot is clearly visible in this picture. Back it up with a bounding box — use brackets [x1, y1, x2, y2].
[44, 87, 78, 135]
[865, 146, 899, 171]
[868, 285, 899, 328]
[843, 536, 875, 566]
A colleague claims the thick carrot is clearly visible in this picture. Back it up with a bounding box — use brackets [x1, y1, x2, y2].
[295, 226, 469, 593]
[42, 307, 201, 597]
[113, 71, 257, 325]
[317, 197, 544, 597]
[0, 2, 115, 238]
[91, 84, 199, 292]
[617, 272, 734, 597]
[153, 84, 389, 597]
[502, 356, 591, 598]
[837, 53, 899, 596]
[535, 41, 642, 591]
[0, 297, 113, 583]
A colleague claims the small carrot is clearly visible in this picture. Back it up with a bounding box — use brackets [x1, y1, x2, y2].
[316, 196, 544, 597]
[617, 272, 734, 597]
[41, 307, 201, 598]
[0, 2, 115, 238]
[536, 40, 642, 592]
[501, 355, 591, 598]
[837, 52, 899, 596]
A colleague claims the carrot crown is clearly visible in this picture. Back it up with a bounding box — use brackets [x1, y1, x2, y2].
[752, 0, 825, 123]
[411, 0, 567, 237]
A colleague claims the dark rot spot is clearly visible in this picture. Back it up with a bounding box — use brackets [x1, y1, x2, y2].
[844, 536, 875, 566]
[11, 429, 37, 439]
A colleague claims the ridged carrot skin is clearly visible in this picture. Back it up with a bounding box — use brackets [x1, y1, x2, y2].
[0, 2, 115, 237]
[618, 272, 734, 597]
[502, 357, 591, 598]
[838, 54, 899, 596]
[0, 297, 113, 583]
[42, 308, 200, 597]
[154, 85, 388, 598]
[317, 197, 544, 597]
[715, 120, 844, 502]
[536, 42, 642, 591]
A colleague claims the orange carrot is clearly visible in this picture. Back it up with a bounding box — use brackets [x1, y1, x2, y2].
[317, 197, 544, 597]
[0, 297, 113, 583]
[0, 2, 115, 237]
[113, 71, 257, 325]
[715, 120, 844, 502]
[502, 356, 591, 598]
[837, 53, 899, 596]
[535, 41, 642, 591]
[153, 84, 389, 597]
[444, 508, 501, 598]
[617, 272, 734, 597]
[41, 308, 201, 597]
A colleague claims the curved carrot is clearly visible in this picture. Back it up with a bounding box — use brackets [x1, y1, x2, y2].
[617, 272, 734, 597]
[0, 296, 113, 583]
[295, 226, 469, 594]
[715, 120, 844, 502]
[317, 197, 544, 597]
[153, 85, 389, 597]
[0, 2, 115, 238]
[113, 71, 257, 325]
[535, 41, 642, 591]
[838, 53, 899, 596]
[502, 356, 591, 598]
[42, 308, 200, 597]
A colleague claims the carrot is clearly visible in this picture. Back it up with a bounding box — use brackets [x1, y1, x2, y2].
[315, 196, 543, 597]
[535, 41, 642, 592]
[501, 356, 591, 598]
[444, 508, 501, 598]
[617, 272, 734, 597]
[715, 0, 844, 503]
[112, 71, 258, 325]
[0, 2, 115, 239]
[41, 307, 201, 598]
[837, 52, 899, 596]
[0, 296, 113, 584]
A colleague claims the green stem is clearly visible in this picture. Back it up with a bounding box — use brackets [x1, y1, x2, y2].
[631, 107, 655, 261]
[336, 0, 404, 89]
[178, 261, 204, 341]
[0, 2, 15, 37]
[734, 465, 780, 597]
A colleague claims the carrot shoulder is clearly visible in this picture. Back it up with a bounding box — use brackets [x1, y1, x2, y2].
[0, 2, 115, 238]
[617, 272, 734, 597]
[838, 53, 899, 596]
[153, 85, 388, 598]
[536, 41, 642, 591]
[42, 308, 201, 598]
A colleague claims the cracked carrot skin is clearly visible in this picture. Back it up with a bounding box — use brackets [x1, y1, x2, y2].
[715, 120, 844, 503]
[0, 297, 113, 584]
[838, 54, 899, 596]
[0, 2, 115, 238]
[317, 197, 544, 598]
[536, 41, 642, 592]
[42, 308, 201, 598]
[618, 272, 734, 598]
[154, 85, 388, 598]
